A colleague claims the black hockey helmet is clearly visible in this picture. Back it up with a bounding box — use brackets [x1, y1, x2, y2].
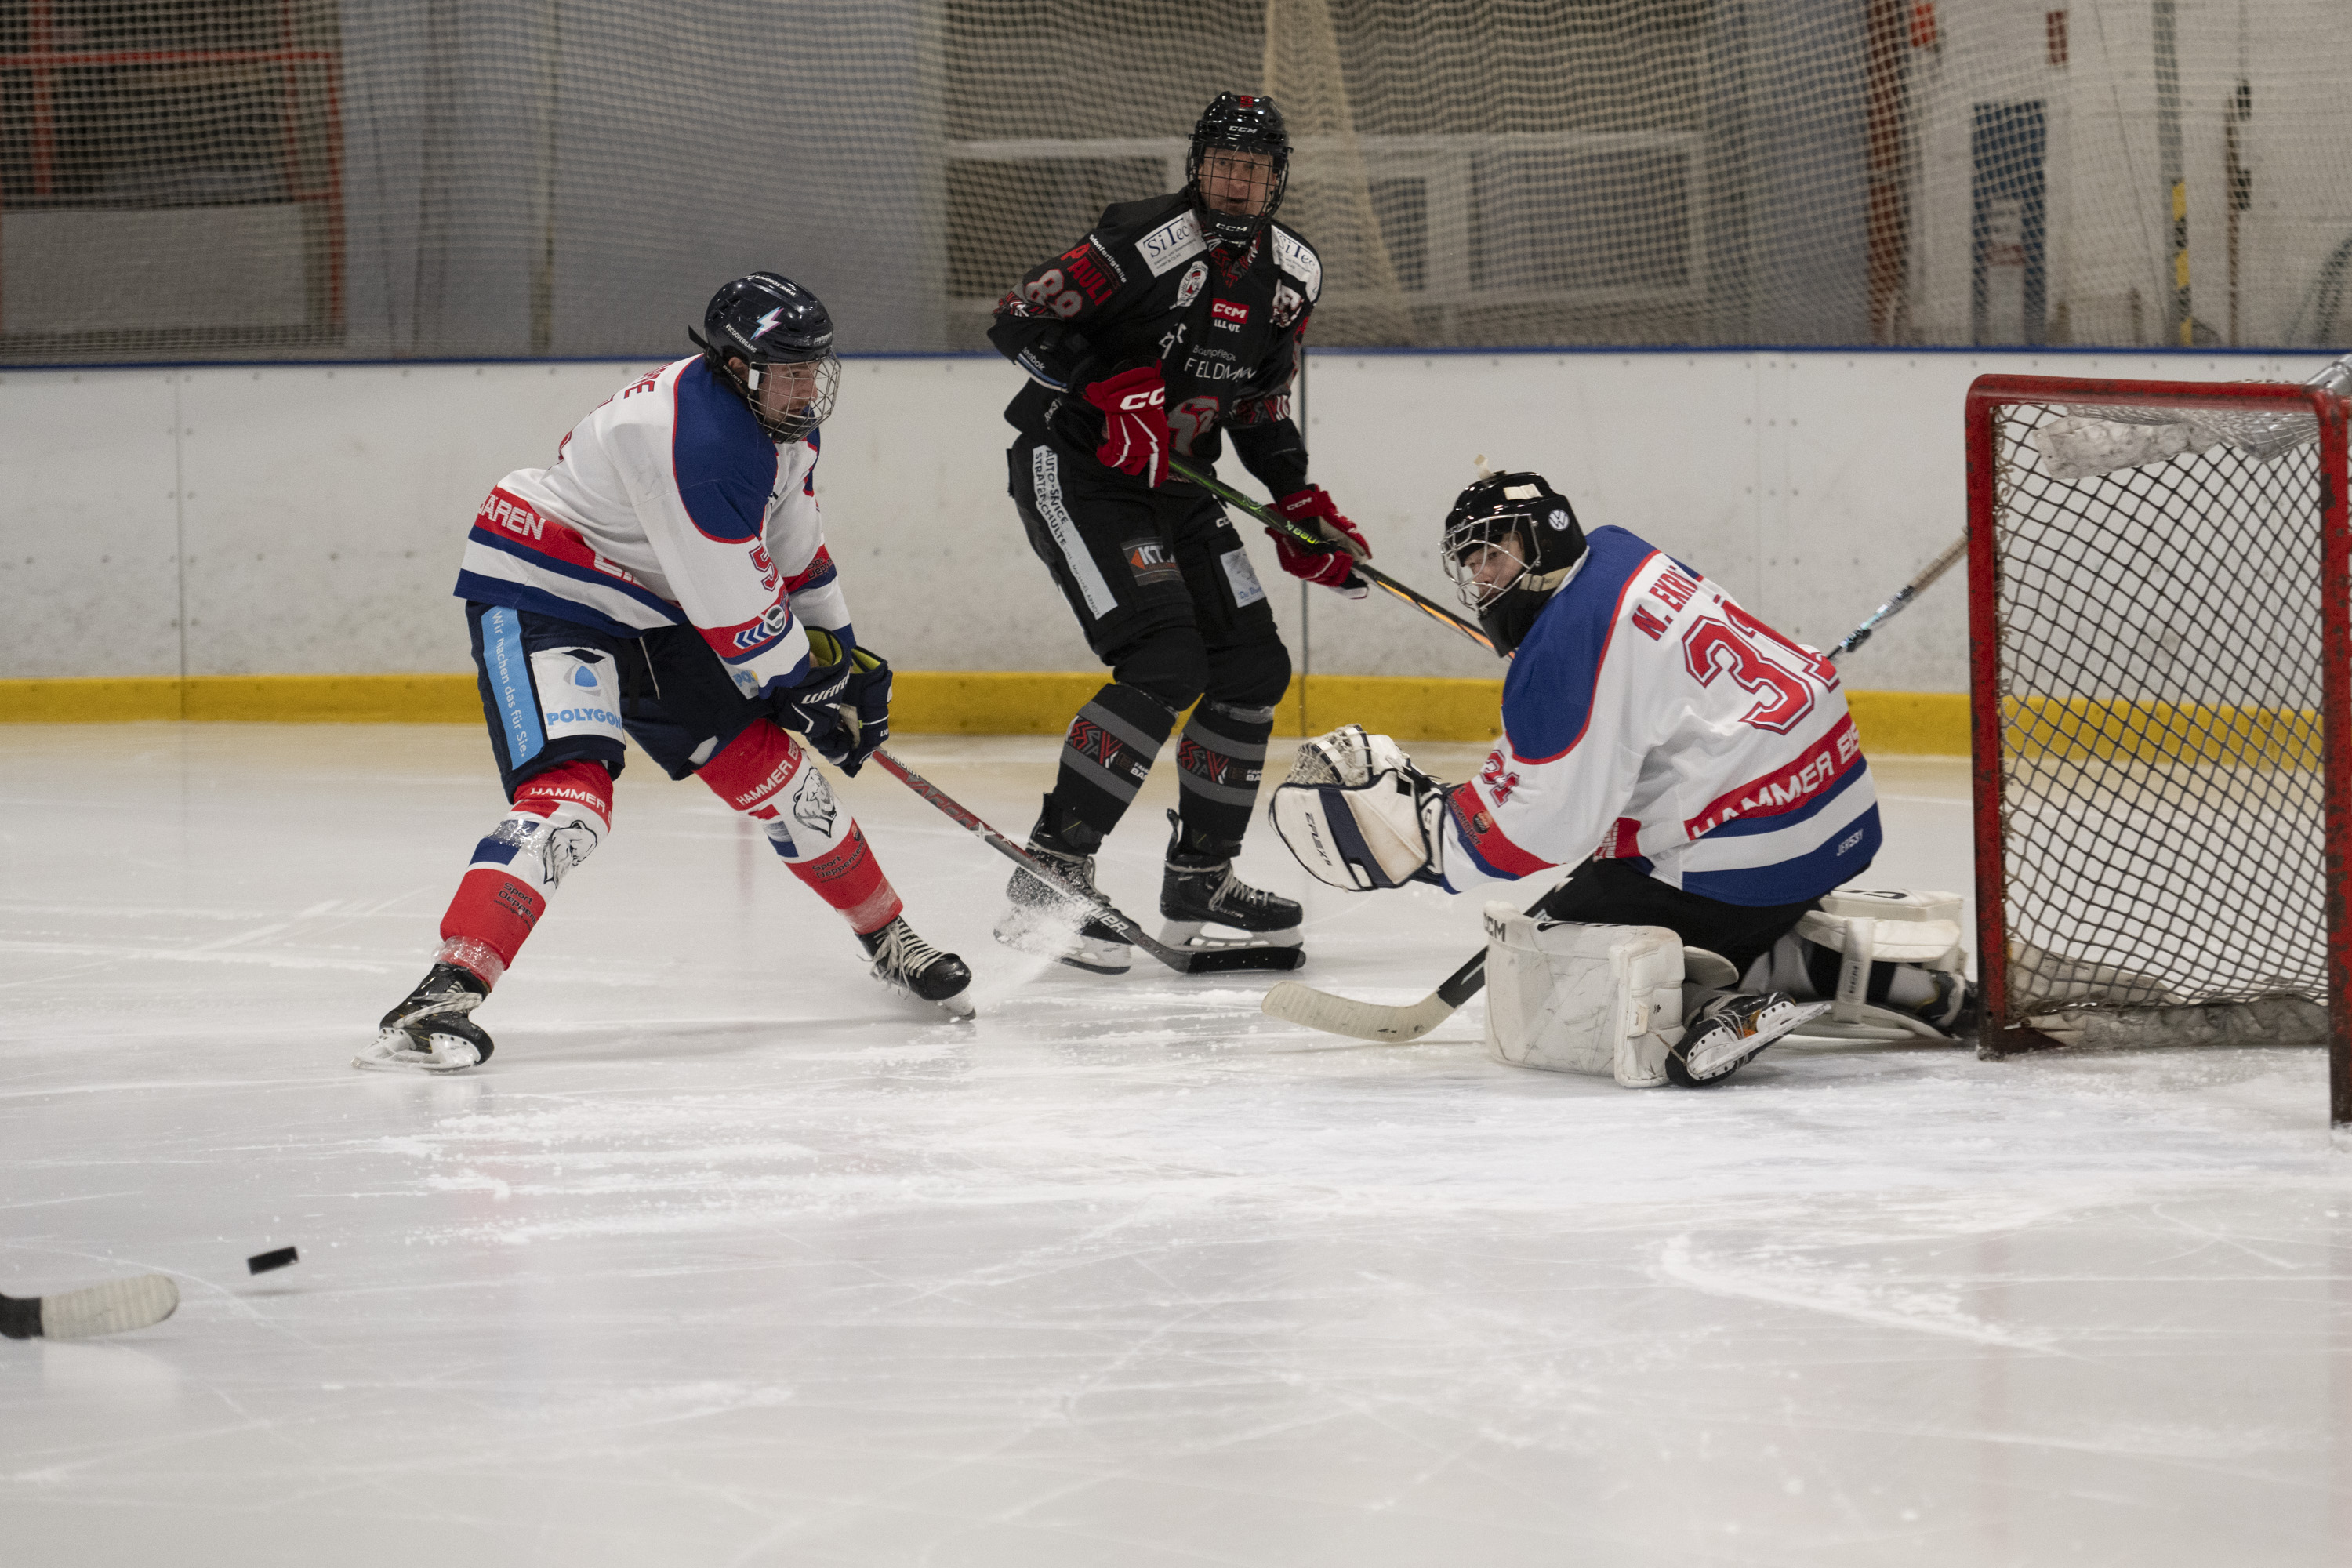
[688, 271, 840, 443]
[1187, 92, 1290, 249]
[1441, 469, 1587, 658]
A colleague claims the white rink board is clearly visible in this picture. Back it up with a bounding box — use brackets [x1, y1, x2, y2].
[5, 725, 2352, 1565]
[1, 350, 2339, 688]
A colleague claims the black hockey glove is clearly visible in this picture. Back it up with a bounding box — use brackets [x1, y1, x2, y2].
[771, 643, 854, 758]
[833, 644, 892, 777]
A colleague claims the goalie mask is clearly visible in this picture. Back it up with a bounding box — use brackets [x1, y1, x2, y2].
[689, 271, 841, 445]
[1187, 92, 1290, 249]
[1441, 470, 1586, 658]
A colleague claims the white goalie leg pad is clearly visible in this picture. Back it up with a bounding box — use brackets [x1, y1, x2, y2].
[1270, 724, 1445, 891]
[1778, 887, 1969, 1041]
[1481, 904, 1686, 1087]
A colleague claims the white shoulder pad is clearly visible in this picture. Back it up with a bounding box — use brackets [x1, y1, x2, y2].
[1272, 227, 1323, 303]
[1137, 209, 1207, 278]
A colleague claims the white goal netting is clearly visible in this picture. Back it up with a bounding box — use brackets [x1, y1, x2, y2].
[1973, 377, 2349, 1054]
[5, 1, 2352, 361]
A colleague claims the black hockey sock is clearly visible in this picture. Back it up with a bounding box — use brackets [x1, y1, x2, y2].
[1173, 699, 1275, 850]
[1050, 683, 1176, 839]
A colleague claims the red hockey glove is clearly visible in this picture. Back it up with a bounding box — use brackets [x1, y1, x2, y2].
[1269, 486, 1371, 600]
[1083, 365, 1171, 486]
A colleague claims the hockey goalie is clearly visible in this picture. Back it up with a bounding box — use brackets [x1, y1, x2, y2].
[1269, 470, 1973, 1087]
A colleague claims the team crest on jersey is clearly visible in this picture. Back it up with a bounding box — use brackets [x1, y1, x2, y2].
[1174, 259, 1210, 309]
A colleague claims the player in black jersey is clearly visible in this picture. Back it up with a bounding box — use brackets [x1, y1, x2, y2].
[989, 92, 1372, 972]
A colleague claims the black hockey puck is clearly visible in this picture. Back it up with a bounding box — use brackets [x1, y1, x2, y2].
[246, 1247, 299, 1275]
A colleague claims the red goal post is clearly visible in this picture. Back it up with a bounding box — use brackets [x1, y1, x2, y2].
[1964, 373, 2352, 1129]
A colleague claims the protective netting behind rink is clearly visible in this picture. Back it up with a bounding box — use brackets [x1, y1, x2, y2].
[1971, 377, 2350, 1056]
[7, 2, 2352, 363]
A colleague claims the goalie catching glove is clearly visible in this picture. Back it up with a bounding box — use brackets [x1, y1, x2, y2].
[1269, 724, 1449, 890]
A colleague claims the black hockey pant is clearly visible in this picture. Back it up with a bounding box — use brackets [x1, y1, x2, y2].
[1008, 435, 1290, 853]
[1537, 857, 1817, 979]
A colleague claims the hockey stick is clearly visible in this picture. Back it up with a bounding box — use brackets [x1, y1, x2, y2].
[1167, 456, 1498, 654]
[1261, 933, 1501, 1044]
[1, 1274, 179, 1341]
[868, 748, 1304, 975]
[1827, 535, 1968, 662]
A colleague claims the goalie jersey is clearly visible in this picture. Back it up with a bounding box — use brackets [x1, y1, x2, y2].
[453, 356, 851, 700]
[1443, 527, 1880, 905]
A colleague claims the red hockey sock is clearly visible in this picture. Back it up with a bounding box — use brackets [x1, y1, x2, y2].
[435, 761, 613, 985]
[698, 722, 904, 935]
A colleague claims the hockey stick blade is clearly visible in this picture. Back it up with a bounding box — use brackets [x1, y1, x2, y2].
[0, 1275, 180, 1341]
[869, 749, 1301, 976]
[1258, 897, 1536, 1043]
[1167, 457, 1497, 654]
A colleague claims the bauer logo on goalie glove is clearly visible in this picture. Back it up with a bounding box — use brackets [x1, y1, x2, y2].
[1270, 726, 1447, 891]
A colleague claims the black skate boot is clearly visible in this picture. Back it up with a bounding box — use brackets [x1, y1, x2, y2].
[1158, 812, 1304, 952]
[1665, 991, 1829, 1087]
[356, 961, 494, 1073]
[861, 916, 976, 1020]
[994, 796, 1132, 974]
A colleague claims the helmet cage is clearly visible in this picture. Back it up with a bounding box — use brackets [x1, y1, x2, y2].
[690, 327, 840, 444]
[1442, 512, 1538, 613]
[1187, 93, 1290, 247]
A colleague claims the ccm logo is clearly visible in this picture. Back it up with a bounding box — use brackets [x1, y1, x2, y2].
[1210, 299, 1249, 328]
[1119, 386, 1167, 411]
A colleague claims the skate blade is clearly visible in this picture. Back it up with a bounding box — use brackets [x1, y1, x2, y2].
[993, 916, 1132, 975]
[1178, 943, 1306, 975]
[353, 1028, 482, 1074]
[1685, 1000, 1832, 1078]
[1159, 919, 1305, 951]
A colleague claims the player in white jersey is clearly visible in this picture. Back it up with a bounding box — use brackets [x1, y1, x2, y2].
[360, 274, 971, 1073]
[1272, 470, 1969, 1084]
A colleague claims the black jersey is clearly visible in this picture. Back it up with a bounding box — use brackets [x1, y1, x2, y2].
[988, 192, 1322, 498]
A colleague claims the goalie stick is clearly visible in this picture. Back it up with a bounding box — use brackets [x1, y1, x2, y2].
[1260, 916, 1515, 1043]
[1167, 456, 1498, 654]
[1, 1274, 179, 1341]
[868, 747, 1304, 975]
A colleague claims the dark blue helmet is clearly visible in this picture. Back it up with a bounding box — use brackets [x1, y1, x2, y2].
[1187, 93, 1290, 249]
[688, 272, 840, 442]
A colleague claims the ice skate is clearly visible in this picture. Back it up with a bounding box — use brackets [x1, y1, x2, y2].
[356, 961, 494, 1073]
[993, 798, 1132, 974]
[1666, 991, 1829, 1087]
[861, 916, 976, 1020]
[1158, 811, 1303, 952]
[995, 841, 1133, 974]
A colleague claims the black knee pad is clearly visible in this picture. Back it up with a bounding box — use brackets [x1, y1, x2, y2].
[1110, 626, 1210, 713]
[1205, 636, 1292, 710]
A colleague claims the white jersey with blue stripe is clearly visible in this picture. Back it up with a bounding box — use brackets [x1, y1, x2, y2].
[454, 356, 851, 699]
[1439, 525, 1880, 906]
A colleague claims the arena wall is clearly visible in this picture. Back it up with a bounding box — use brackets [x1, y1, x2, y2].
[2, 347, 2332, 749]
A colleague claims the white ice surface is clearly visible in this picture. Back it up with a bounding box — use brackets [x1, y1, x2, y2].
[4, 725, 2350, 1566]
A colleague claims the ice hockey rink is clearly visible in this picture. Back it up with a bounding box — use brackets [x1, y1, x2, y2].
[5, 723, 2349, 1566]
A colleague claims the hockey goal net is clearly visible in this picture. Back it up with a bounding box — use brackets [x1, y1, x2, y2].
[1967, 373, 2352, 1124]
